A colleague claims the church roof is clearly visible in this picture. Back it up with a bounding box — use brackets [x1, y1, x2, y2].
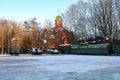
[56, 15, 62, 20]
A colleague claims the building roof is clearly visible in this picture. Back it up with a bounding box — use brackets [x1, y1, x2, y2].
[55, 15, 63, 21]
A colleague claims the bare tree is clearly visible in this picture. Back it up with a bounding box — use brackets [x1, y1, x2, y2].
[113, 0, 120, 43]
[89, 0, 118, 43]
[23, 18, 41, 49]
[62, 0, 88, 41]
[0, 19, 6, 54]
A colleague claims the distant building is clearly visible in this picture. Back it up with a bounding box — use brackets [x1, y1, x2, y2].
[41, 15, 76, 49]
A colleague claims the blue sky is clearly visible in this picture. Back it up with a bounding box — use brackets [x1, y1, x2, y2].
[0, 0, 79, 23]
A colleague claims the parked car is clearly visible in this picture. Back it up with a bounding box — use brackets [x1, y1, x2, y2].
[47, 48, 59, 54]
[52, 49, 59, 54]
[27, 48, 42, 55]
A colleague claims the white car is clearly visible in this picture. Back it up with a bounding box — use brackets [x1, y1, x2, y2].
[47, 48, 59, 54]
[52, 49, 59, 54]
[28, 48, 42, 55]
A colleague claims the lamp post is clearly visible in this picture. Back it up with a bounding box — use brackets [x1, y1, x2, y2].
[106, 37, 109, 43]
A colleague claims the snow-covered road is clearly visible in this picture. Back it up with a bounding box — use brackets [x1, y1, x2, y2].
[0, 54, 120, 80]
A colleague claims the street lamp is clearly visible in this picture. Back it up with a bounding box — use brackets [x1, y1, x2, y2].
[106, 37, 109, 43]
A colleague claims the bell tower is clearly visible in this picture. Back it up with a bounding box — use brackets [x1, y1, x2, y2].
[55, 15, 63, 28]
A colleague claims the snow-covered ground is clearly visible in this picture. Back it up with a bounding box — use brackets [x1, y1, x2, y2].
[0, 54, 120, 80]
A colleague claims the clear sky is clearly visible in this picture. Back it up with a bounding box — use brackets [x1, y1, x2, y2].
[0, 0, 79, 23]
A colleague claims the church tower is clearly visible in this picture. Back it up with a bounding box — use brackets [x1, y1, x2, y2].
[55, 15, 63, 28]
[41, 14, 76, 49]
